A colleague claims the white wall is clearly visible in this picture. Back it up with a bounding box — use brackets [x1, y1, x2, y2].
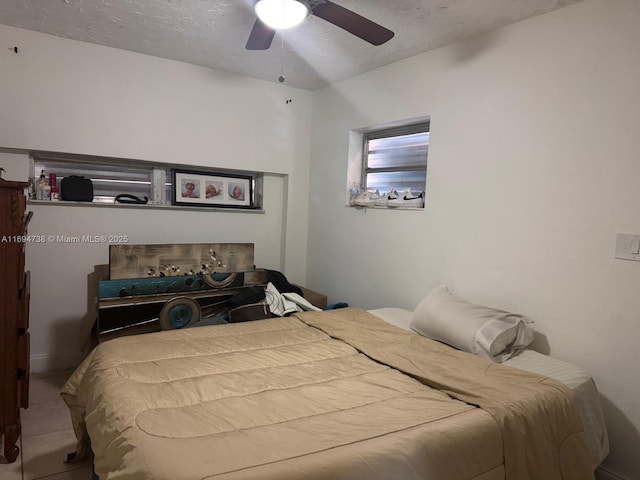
[0, 148, 288, 372]
[308, 0, 640, 478]
[2, 1, 638, 476]
[0, 24, 312, 370]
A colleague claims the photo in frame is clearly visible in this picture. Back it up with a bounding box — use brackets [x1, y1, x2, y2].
[171, 169, 254, 208]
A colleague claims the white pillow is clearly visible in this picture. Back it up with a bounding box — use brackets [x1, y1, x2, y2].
[409, 285, 534, 362]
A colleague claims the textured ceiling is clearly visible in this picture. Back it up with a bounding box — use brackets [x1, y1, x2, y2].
[0, 0, 581, 90]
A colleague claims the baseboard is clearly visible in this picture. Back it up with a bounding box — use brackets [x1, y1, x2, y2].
[30, 351, 84, 374]
[595, 465, 630, 480]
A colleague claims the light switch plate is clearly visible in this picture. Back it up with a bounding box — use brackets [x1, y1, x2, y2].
[615, 233, 640, 261]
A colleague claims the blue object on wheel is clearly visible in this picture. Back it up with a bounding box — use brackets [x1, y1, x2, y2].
[159, 297, 201, 330]
[168, 304, 195, 328]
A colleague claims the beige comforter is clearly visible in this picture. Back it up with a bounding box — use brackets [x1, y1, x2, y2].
[62, 308, 593, 480]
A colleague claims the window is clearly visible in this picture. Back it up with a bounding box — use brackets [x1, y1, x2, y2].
[363, 122, 429, 198]
[34, 155, 158, 203]
[31, 152, 262, 209]
[33, 153, 168, 204]
[349, 119, 429, 209]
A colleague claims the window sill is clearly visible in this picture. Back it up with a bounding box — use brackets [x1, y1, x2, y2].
[348, 204, 424, 211]
[28, 200, 265, 214]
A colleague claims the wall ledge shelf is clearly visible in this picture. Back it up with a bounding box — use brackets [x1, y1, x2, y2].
[28, 200, 265, 214]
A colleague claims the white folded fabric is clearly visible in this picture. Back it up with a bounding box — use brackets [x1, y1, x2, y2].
[266, 283, 322, 316]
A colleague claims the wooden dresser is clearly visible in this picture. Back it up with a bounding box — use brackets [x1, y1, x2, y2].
[0, 179, 30, 463]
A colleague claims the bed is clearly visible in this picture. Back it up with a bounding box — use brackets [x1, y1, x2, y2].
[62, 306, 600, 480]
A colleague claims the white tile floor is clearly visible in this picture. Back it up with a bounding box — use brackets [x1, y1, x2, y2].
[0, 369, 92, 480]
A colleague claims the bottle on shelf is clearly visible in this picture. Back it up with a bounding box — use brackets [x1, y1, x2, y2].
[49, 173, 59, 200]
[35, 170, 46, 200]
[28, 177, 37, 200]
[42, 176, 50, 200]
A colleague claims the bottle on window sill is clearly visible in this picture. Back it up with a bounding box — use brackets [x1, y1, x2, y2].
[49, 173, 59, 200]
[42, 177, 50, 201]
[35, 170, 46, 200]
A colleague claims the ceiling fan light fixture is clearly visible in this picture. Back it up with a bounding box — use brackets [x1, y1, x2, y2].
[254, 0, 309, 30]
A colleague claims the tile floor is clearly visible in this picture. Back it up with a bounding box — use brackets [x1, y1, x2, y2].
[0, 369, 92, 480]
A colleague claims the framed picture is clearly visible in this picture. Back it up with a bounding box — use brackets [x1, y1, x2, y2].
[171, 169, 254, 208]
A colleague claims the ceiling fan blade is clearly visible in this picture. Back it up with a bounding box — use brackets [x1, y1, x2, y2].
[311, 1, 394, 46]
[245, 18, 276, 50]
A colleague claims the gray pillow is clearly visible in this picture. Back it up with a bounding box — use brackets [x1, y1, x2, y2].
[409, 285, 534, 362]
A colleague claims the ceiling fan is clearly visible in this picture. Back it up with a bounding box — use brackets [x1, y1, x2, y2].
[246, 0, 395, 50]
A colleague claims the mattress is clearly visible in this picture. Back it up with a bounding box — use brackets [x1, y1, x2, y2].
[368, 307, 609, 467]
